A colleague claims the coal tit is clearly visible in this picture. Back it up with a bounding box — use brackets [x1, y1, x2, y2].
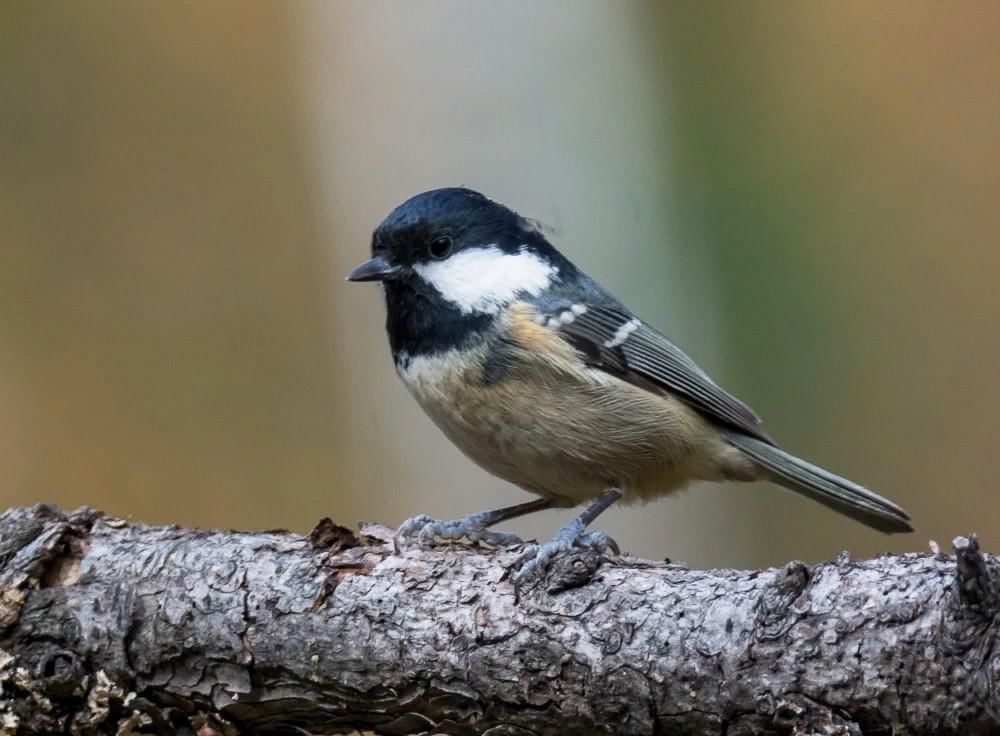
[348, 188, 912, 582]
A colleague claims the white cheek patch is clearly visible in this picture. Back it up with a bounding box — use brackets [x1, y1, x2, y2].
[414, 246, 554, 314]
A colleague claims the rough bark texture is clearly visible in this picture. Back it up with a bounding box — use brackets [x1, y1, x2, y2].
[0, 505, 997, 736]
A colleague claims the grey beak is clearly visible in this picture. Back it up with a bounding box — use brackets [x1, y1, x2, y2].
[346, 255, 401, 282]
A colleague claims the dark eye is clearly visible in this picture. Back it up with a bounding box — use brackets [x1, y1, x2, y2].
[428, 235, 453, 259]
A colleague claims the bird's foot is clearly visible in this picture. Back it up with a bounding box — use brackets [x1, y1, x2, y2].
[394, 514, 524, 553]
[513, 529, 619, 593]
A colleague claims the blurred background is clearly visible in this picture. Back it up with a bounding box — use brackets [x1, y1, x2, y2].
[2, 1, 998, 569]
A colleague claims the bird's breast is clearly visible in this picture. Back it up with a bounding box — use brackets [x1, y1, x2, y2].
[393, 305, 728, 504]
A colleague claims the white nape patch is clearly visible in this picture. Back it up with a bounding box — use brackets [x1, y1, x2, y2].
[604, 318, 641, 348]
[413, 245, 554, 315]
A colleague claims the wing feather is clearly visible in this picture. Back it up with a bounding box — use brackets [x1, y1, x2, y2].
[551, 302, 772, 443]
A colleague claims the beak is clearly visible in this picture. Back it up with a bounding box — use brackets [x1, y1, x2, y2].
[345, 255, 401, 282]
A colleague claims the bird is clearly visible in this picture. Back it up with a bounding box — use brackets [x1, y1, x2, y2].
[347, 187, 912, 584]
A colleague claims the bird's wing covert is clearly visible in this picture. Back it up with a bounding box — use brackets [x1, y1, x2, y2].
[544, 302, 773, 443]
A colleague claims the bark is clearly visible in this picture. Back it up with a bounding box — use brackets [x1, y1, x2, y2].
[0, 505, 997, 736]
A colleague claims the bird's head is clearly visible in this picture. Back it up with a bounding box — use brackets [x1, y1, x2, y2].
[347, 188, 572, 317]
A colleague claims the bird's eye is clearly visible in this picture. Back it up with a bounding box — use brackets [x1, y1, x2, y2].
[428, 236, 453, 260]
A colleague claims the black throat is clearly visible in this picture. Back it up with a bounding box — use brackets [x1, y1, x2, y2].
[383, 281, 493, 361]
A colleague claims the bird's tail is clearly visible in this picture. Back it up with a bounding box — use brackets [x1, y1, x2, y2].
[724, 433, 913, 534]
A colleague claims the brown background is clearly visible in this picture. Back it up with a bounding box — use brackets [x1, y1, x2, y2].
[2, 1, 998, 568]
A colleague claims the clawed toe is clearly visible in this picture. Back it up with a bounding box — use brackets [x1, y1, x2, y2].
[512, 530, 619, 592]
[394, 514, 524, 553]
[393, 514, 434, 552]
[394, 493, 622, 593]
[577, 530, 620, 556]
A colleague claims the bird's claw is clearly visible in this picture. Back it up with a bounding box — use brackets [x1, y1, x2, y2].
[394, 514, 524, 553]
[512, 530, 619, 592]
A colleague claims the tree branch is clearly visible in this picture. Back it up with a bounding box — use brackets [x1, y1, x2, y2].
[0, 504, 996, 735]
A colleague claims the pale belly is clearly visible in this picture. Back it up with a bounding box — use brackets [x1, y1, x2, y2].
[396, 348, 742, 506]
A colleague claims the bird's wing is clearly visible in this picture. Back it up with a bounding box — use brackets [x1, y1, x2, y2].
[537, 300, 773, 443]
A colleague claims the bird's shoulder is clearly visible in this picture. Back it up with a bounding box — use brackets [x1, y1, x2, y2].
[490, 299, 587, 382]
[515, 281, 772, 442]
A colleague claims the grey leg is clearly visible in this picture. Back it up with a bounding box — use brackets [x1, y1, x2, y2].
[513, 489, 622, 588]
[395, 498, 552, 552]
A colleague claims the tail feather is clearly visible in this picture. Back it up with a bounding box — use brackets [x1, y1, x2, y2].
[725, 433, 913, 534]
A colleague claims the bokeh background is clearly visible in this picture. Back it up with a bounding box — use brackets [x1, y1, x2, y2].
[3, 1, 998, 569]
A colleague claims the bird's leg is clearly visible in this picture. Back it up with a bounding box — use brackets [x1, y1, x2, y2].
[513, 488, 622, 590]
[394, 498, 552, 552]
